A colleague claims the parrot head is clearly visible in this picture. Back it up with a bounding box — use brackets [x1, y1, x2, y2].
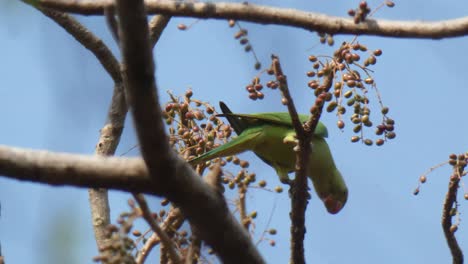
[316, 169, 348, 214]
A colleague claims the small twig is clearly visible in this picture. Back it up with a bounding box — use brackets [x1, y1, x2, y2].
[134, 194, 182, 264]
[305, 71, 334, 136]
[271, 55, 304, 135]
[88, 81, 128, 250]
[136, 208, 184, 264]
[238, 184, 250, 230]
[104, 6, 120, 43]
[271, 55, 308, 264]
[442, 167, 464, 264]
[186, 225, 202, 264]
[256, 198, 278, 246]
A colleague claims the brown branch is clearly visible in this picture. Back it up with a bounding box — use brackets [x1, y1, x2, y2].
[185, 165, 222, 263]
[37, 7, 121, 83]
[0, 144, 263, 262]
[186, 225, 201, 264]
[442, 169, 464, 264]
[271, 56, 335, 264]
[133, 194, 182, 264]
[0, 145, 152, 190]
[238, 184, 250, 230]
[115, 0, 170, 184]
[149, 14, 171, 47]
[305, 71, 334, 135]
[86, 14, 169, 251]
[39, 0, 468, 39]
[271, 55, 309, 264]
[113, 1, 264, 263]
[89, 82, 128, 250]
[104, 6, 120, 43]
[136, 208, 184, 264]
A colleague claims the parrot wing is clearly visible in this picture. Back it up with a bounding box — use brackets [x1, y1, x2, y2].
[188, 127, 264, 165]
[218, 101, 328, 138]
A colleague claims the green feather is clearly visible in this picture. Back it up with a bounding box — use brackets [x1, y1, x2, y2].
[189, 102, 348, 214]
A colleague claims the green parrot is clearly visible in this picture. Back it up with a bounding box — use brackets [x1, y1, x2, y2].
[189, 102, 348, 214]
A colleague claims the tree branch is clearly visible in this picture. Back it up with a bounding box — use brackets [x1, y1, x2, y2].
[87, 82, 128, 251]
[271, 55, 309, 264]
[0, 144, 263, 262]
[133, 194, 182, 264]
[0, 145, 151, 190]
[135, 207, 184, 264]
[149, 14, 171, 47]
[442, 169, 464, 264]
[113, 1, 264, 263]
[38, 0, 468, 39]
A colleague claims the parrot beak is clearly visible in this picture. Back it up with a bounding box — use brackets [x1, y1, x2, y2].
[323, 196, 343, 214]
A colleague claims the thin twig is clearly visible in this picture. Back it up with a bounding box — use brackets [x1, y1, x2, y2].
[39, 0, 468, 39]
[442, 168, 464, 264]
[133, 194, 182, 264]
[104, 6, 120, 43]
[238, 184, 250, 230]
[136, 208, 184, 264]
[186, 225, 201, 264]
[305, 72, 334, 136]
[271, 55, 309, 264]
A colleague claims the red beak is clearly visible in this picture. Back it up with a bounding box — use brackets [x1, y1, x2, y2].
[323, 196, 344, 214]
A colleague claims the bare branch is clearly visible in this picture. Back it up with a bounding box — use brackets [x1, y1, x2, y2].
[104, 6, 120, 43]
[115, 0, 170, 182]
[305, 71, 334, 136]
[442, 169, 464, 264]
[0, 145, 151, 190]
[88, 188, 111, 250]
[136, 208, 184, 264]
[89, 82, 128, 251]
[114, 1, 264, 262]
[39, 0, 468, 39]
[0, 144, 263, 262]
[149, 15, 171, 47]
[133, 194, 182, 264]
[186, 225, 201, 264]
[238, 184, 250, 230]
[271, 55, 309, 264]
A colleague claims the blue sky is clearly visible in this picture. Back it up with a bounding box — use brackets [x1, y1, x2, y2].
[1, 1, 468, 263]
